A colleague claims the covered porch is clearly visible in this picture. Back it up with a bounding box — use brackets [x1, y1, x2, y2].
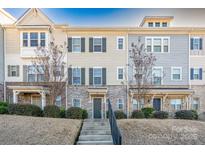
[8, 86, 49, 109]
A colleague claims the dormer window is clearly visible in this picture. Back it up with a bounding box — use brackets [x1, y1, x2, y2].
[148, 22, 153, 27]
[162, 22, 168, 27]
[155, 22, 160, 27]
[30, 32, 38, 47]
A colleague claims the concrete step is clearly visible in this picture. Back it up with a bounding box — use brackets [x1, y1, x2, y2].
[80, 130, 111, 135]
[77, 140, 113, 145]
[78, 135, 112, 141]
[82, 126, 110, 130]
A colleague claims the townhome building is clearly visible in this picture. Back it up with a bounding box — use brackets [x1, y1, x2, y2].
[0, 9, 16, 101]
[2, 8, 205, 119]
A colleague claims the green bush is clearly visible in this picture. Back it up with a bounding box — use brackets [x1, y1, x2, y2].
[66, 107, 84, 119]
[114, 110, 127, 119]
[175, 110, 198, 120]
[8, 104, 42, 117]
[0, 102, 8, 114]
[153, 111, 169, 119]
[60, 108, 66, 118]
[82, 109, 88, 119]
[43, 105, 61, 118]
[131, 110, 145, 119]
[141, 107, 155, 118]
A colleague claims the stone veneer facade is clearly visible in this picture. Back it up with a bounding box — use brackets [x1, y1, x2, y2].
[0, 83, 3, 101]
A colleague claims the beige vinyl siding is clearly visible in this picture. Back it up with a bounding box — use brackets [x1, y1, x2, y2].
[67, 31, 127, 85]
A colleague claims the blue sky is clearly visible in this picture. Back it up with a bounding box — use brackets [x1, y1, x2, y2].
[4, 8, 205, 27]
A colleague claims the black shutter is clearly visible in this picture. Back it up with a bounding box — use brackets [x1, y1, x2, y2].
[16, 65, 20, 77]
[190, 68, 194, 80]
[68, 68, 72, 85]
[23, 65, 28, 82]
[89, 37, 93, 52]
[81, 68, 85, 85]
[102, 68, 106, 85]
[8, 65, 11, 77]
[89, 68, 93, 85]
[191, 38, 194, 50]
[81, 38, 85, 52]
[102, 37, 106, 52]
[68, 37, 72, 52]
[200, 38, 203, 50]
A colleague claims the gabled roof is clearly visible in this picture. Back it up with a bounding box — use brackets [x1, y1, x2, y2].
[140, 16, 174, 27]
[15, 8, 54, 26]
[0, 8, 16, 24]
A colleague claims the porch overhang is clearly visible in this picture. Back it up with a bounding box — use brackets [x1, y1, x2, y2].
[7, 86, 49, 94]
[87, 87, 108, 96]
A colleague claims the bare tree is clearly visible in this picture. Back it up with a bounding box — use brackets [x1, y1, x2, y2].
[32, 31, 68, 105]
[129, 38, 156, 107]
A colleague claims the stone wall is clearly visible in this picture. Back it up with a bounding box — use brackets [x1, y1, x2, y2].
[0, 83, 3, 101]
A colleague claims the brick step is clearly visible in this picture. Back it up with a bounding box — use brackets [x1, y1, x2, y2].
[77, 140, 113, 145]
[78, 135, 112, 141]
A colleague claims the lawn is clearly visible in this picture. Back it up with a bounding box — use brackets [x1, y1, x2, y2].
[118, 119, 205, 145]
[0, 115, 82, 145]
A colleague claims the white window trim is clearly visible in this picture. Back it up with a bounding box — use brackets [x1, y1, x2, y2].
[145, 36, 170, 53]
[171, 67, 182, 81]
[72, 36, 81, 53]
[117, 98, 124, 110]
[117, 67, 124, 80]
[72, 98, 81, 108]
[152, 66, 163, 85]
[93, 36, 103, 53]
[116, 36, 125, 50]
[191, 37, 202, 51]
[20, 31, 48, 48]
[93, 67, 102, 85]
[9, 65, 18, 77]
[72, 67, 81, 85]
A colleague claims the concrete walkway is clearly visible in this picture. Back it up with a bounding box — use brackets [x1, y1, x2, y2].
[77, 119, 113, 145]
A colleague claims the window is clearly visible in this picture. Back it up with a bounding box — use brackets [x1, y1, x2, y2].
[148, 22, 153, 27]
[155, 22, 160, 27]
[191, 68, 202, 80]
[72, 37, 81, 52]
[152, 67, 163, 85]
[8, 65, 19, 77]
[28, 65, 44, 82]
[72, 68, 81, 85]
[30, 32, 38, 47]
[162, 22, 168, 27]
[40, 32, 46, 47]
[72, 98, 81, 107]
[117, 67, 124, 80]
[117, 99, 124, 110]
[172, 67, 182, 80]
[132, 99, 138, 110]
[93, 38, 102, 52]
[146, 38, 152, 52]
[191, 98, 199, 110]
[146, 37, 170, 53]
[23, 32, 28, 47]
[93, 68, 102, 85]
[192, 38, 201, 50]
[37, 65, 45, 82]
[28, 66, 36, 82]
[171, 99, 182, 111]
[55, 96, 62, 107]
[193, 68, 200, 80]
[153, 38, 162, 52]
[117, 37, 124, 50]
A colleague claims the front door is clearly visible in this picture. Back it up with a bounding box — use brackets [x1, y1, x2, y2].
[153, 98, 161, 111]
[93, 98, 102, 119]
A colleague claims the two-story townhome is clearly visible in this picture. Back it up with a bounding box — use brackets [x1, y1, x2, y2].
[0, 9, 16, 101]
[128, 16, 193, 116]
[189, 30, 205, 114]
[4, 8, 68, 109]
[66, 28, 128, 118]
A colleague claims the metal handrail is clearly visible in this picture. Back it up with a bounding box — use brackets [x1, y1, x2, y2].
[107, 99, 122, 145]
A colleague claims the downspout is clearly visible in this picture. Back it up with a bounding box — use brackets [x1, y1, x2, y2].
[126, 32, 129, 117]
[65, 31, 68, 110]
[3, 26, 6, 102]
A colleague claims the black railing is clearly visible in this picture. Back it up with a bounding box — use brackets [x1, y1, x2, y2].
[107, 99, 122, 145]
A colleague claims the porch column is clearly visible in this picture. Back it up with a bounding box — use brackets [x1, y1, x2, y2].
[41, 91, 46, 109]
[13, 90, 19, 104]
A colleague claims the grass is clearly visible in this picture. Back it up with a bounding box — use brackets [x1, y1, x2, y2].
[0, 115, 82, 145]
[118, 119, 205, 145]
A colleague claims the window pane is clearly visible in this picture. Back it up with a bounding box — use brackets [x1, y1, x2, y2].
[23, 33, 28, 39]
[94, 38, 101, 44]
[118, 68, 123, 79]
[153, 68, 162, 85]
[94, 45, 102, 52]
[118, 38, 123, 49]
[148, 22, 153, 27]
[31, 40, 38, 47]
[94, 38, 102, 52]
[73, 68, 81, 85]
[23, 33, 28, 47]
[154, 38, 161, 52]
[28, 74, 35, 82]
[55, 96, 61, 107]
[162, 22, 167, 27]
[30, 33, 38, 39]
[155, 22, 160, 27]
[73, 99, 80, 107]
[40, 33, 45, 39]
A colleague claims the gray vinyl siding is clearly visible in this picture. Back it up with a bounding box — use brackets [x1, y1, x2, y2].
[0, 26, 4, 83]
[128, 34, 189, 86]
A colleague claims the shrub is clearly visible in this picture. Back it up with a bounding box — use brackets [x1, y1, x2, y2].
[66, 107, 84, 119]
[175, 110, 198, 120]
[43, 105, 61, 118]
[0, 102, 8, 114]
[60, 108, 66, 118]
[131, 110, 145, 119]
[114, 110, 127, 119]
[8, 104, 42, 117]
[82, 109, 88, 119]
[153, 111, 169, 119]
[141, 107, 155, 118]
